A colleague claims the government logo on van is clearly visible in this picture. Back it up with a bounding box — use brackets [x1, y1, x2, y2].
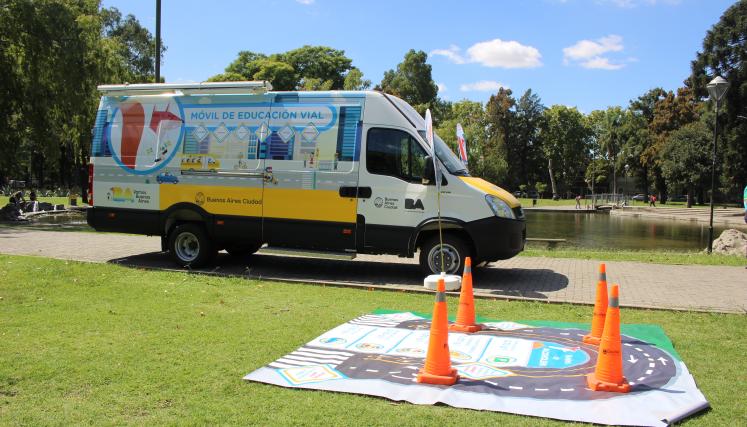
[405, 198, 424, 210]
[374, 197, 384, 208]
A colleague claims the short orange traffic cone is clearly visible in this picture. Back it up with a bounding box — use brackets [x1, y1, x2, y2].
[587, 284, 630, 393]
[417, 278, 459, 385]
[583, 265, 608, 345]
[450, 257, 483, 333]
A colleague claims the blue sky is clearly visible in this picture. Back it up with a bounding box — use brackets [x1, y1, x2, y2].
[102, 0, 734, 112]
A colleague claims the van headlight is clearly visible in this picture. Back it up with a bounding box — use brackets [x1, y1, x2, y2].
[485, 195, 515, 219]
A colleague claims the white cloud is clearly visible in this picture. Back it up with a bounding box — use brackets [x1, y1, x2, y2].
[460, 80, 508, 92]
[436, 82, 448, 93]
[581, 57, 624, 70]
[467, 39, 542, 68]
[563, 35, 625, 70]
[431, 39, 542, 69]
[430, 45, 466, 64]
[563, 35, 623, 61]
[296, 0, 314, 4]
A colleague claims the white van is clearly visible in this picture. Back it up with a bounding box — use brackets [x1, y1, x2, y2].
[87, 81, 525, 275]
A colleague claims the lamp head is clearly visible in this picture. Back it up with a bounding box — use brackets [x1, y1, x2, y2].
[706, 76, 729, 102]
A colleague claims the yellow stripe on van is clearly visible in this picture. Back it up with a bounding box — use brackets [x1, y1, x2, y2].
[159, 184, 355, 222]
[159, 184, 263, 216]
[458, 177, 520, 208]
[263, 188, 356, 223]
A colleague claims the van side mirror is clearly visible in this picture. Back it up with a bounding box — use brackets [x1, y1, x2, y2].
[422, 156, 435, 185]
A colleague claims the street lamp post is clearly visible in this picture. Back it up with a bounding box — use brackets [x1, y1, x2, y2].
[155, 0, 161, 83]
[706, 76, 729, 254]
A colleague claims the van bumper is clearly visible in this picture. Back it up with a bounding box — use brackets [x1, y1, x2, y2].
[87, 206, 161, 235]
[464, 216, 526, 262]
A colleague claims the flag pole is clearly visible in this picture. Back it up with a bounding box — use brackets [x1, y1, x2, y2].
[425, 110, 444, 273]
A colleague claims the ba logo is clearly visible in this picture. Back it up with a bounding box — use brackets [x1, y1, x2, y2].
[195, 192, 206, 206]
[405, 198, 424, 210]
[374, 197, 384, 208]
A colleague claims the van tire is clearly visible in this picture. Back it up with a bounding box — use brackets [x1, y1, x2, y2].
[168, 223, 215, 268]
[226, 244, 262, 257]
[419, 234, 470, 276]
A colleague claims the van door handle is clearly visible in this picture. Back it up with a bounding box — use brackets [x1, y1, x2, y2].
[339, 186, 372, 198]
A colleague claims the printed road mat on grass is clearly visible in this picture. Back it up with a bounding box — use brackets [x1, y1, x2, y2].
[244, 310, 708, 426]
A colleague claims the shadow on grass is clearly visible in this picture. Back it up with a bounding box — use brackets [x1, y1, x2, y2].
[107, 251, 570, 300]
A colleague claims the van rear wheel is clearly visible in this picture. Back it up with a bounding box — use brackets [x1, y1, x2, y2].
[419, 234, 470, 276]
[168, 223, 215, 267]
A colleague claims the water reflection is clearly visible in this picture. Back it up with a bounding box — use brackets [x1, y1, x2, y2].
[526, 211, 742, 251]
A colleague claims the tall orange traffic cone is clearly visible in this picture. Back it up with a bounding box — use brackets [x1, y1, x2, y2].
[587, 284, 630, 393]
[450, 257, 482, 333]
[417, 278, 459, 385]
[583, 266, 608, 345]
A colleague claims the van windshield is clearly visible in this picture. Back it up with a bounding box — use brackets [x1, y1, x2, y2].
[417, 131, 468, 176]
[386, 95, 468, 176]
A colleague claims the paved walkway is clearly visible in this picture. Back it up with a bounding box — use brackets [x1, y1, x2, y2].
[0, 228, 745, 313]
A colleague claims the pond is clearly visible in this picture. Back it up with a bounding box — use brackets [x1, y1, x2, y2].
[525, 211, 743, 251]
[3, 209, 742, 252]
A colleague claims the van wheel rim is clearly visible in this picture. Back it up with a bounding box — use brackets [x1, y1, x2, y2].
[175, 232, 200, 262]
[427, 243, 460, 274]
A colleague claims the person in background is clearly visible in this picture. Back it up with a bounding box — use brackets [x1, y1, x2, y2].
[575, 194, 581, 209]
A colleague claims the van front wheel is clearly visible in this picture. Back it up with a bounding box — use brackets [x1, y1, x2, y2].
[419, 234, 470, 276]
[168, 223, 215, 267]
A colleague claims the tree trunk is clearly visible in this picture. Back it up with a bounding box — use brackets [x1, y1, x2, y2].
[548, 158, 558, 199]
[654, 167, 666, 205]
[687, 185, 693, 208]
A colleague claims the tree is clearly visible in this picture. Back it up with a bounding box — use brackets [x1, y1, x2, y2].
[436, 100, 494, 179]
[212, 46, 362, 91]
[689, 0, 747, 202]
[101, 7, 166, 83]
[510, 89, 546, 191]
[0, 1, 163, 192]
[660, 122, 712, 207]
[379, 50, 438, 114]
[251, 60, 297, 90]
[589, 107, 625, 195]
[343, 67, 371, 90]
[540, 105, 591, 198]
[622, 90, 661, 197]
[484, 88, 517, 186]
[206, 72, 246, 82]
[648, 87, 701, 201]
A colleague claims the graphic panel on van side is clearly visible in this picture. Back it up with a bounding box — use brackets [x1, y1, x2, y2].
[106, 100, 184, 175]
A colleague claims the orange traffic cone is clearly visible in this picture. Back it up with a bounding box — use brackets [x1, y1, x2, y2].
[450, 257, 482, 333]
[417, 278, 459, 385]
[583, 269, 608, 345]
[587, 284, 630, 393]
[597, 262, 607, 284]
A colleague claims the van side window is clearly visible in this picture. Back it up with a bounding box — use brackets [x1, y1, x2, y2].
[367, 128, 427, 182]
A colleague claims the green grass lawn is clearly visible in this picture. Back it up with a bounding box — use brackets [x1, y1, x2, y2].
[1, 255, 745, 426]
[521, 247, 747, 266]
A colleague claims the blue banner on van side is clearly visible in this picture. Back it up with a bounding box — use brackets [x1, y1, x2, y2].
[337, 106, 361, 161]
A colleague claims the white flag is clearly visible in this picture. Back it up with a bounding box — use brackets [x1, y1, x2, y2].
[456, 123, 467, 166]
[424, 109, 440, 191]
